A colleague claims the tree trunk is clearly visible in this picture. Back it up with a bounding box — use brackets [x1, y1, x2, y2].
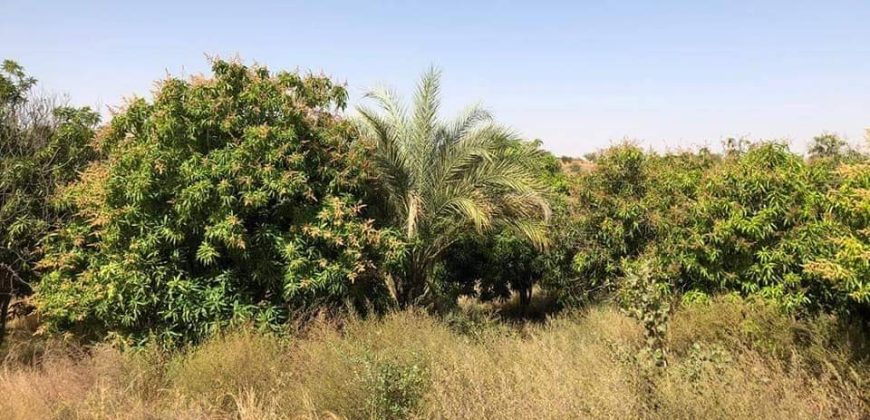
[396, 249, 431, 309]
[0, 265, 21, 346]
[519, 283, 532, 308]
[0, 292, 9, 346]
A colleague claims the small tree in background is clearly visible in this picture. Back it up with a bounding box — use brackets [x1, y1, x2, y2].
[809, 133, 847, 160]
[808, 133, 863, 165]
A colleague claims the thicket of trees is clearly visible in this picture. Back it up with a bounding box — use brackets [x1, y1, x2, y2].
[1, 58, 867, 346]
[1, 60, 101, 342]
[557, 142, 869, 315]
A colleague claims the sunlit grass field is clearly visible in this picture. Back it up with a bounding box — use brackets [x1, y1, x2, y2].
[2, 295, 866, 419]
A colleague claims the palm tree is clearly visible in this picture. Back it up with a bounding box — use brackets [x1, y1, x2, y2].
[356, 68, 551, 308]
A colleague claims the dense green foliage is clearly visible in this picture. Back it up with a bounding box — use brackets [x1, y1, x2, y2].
[0, 60, 100, 343]
[550, 141, 869, 322]
[805, 162, 870, 308]
[355, 69, 551, 308]
[36, 61, 402, 344]
[683, 143, 833, 309]
[438, 141, 572, 307]
[0, 56, 864, 350]
[548, 144, 715, 305]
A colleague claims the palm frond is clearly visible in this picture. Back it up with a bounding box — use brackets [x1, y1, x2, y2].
[439, 103, 492, 147]
[364, 87, 409, 142]
[506, 218, 551, 250]
[413, 66, 441, 149]
[354, 68, 553, 301]
[442, 195, 493, 233]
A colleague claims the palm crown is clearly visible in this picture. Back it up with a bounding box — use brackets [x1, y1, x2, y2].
[356, 68, 551, 306]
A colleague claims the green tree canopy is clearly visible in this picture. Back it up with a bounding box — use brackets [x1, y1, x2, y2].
[37, 60, 402, 344]
[805, 162, 870, 312]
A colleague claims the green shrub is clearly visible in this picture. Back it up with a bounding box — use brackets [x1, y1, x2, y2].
[805, 163, 870, 312]
[682, 142, 836, 311]
[359, 351, 429, 419]
[550, 143, 713, 306]
[36, 60, 403, 344]
[618, 256, 674, 365]
[554, 141, 867, 319]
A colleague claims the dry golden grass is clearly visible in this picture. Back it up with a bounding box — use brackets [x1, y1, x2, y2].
[421, 307, 646, 419]
[1, 298, 867, 419]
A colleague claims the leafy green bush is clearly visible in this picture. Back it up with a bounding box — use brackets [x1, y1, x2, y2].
[683, 143, 839, 311]
[553, 140, 868, 319]
[36, 60, 403, 344]
[618, 255, 675, 365]
[550, 144, 651, 305]
[359, 350, 429, 419]
[550, 144, 713, 306]
[805, 162, 870, 312]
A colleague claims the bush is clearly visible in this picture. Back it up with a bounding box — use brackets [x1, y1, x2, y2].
[359, 350, 429, 419]
[681, 142, 836, 311]
[804, 162, 870, 313]
[618, 255, 675, 365]
[553, 141, 868, 319]
[36, 60, 403, 344]
[568, 143, 653, 300]
[550, 143, 713, 306]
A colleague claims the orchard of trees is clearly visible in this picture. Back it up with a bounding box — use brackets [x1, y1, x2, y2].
[1, 58, 868, 348]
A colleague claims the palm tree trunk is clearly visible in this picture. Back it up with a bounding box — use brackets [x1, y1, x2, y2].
[397, 247, 432, 308]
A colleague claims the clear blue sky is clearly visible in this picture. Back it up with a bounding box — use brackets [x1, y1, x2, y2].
[3, 0, 869, 156]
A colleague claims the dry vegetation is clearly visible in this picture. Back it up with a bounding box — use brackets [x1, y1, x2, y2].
[2, 297, 866, 420]
[3, 57, 869, 420]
